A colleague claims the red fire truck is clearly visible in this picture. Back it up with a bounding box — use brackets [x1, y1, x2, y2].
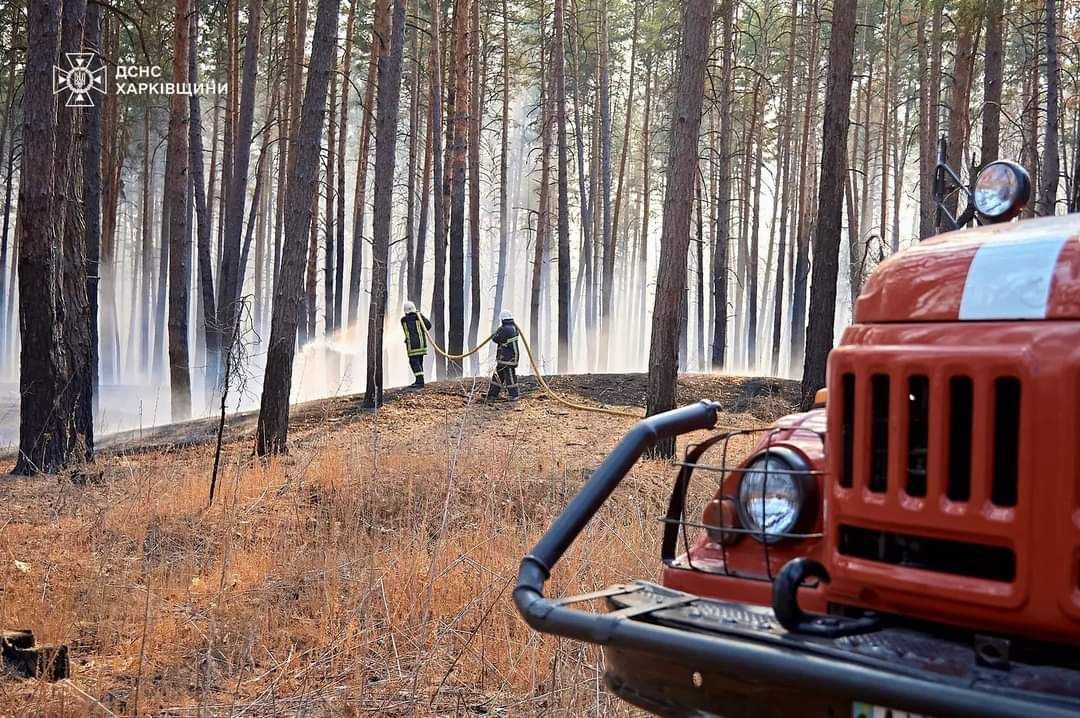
[514, 158, 1080, 716]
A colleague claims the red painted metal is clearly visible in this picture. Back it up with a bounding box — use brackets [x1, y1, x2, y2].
[826, 320, 1080, 644]
[856, 215, 1080, 322]
[662, 409, 829, 614]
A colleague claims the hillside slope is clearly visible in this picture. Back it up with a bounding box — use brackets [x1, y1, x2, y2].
[0, 373, 798, 716]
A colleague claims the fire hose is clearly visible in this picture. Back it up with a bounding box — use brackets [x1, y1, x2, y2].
[420, 322, 645, 419]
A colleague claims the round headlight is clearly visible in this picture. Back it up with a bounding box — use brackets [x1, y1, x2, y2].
[736, 451, 812, 544]
[973, 160, 1030, 222]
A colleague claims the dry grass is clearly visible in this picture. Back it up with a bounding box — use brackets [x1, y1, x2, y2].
[0, 373, 797, 716]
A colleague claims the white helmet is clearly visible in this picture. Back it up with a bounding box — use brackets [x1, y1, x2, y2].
[404, 300, 416, 314]
[500, 309, 514, 322]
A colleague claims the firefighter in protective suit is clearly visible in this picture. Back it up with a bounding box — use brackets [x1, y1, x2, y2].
[487, 310, 521, 401]
[401, 301, 432, 388]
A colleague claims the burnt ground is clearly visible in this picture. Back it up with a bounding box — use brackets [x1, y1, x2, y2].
[0, 372, 799, 461]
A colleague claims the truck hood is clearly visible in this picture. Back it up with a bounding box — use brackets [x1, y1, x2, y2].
[855, 215, 1080, 323]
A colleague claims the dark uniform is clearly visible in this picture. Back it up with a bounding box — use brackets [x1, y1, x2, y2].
[401, 311, 432, 387]
[487, 318, 520, 400]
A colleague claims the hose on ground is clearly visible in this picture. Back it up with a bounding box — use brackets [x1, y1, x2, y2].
[420, 321, 644, 419]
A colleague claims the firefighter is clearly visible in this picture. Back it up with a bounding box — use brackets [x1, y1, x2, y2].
[487, 310, 521, 401]
[401, 301, 432, 389]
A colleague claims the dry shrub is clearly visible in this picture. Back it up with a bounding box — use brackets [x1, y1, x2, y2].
[0, 377, 795, 716]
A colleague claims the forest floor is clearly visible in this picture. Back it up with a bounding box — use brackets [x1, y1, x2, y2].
[0, 372, 798, 716]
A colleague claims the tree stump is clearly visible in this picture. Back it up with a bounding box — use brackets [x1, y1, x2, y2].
[1, 630, 69, 681]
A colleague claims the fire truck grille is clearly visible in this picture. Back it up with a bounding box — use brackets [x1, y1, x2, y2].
[838, 525, 1016, 582]
[838, 371, 1022, 510]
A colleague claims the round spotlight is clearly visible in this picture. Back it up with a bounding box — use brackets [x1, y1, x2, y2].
[973, 160, 1030, 222]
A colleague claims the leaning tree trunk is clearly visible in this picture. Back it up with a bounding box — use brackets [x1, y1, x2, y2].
[363, 0, 408, 406]
[645, 0, 714, 458]
[165, 0, 192, 421]
[800, 0, 857, 408]
[218, 0, 263, 360]
[255, 0, 342, 455]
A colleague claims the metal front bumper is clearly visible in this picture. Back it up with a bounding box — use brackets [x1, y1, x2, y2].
[517, 579, 1080, 718]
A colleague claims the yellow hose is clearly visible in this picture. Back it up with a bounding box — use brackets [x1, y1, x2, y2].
[419, 321, 766, 432]
[421, 322, 643, 419]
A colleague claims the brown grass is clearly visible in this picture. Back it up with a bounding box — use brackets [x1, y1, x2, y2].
[0, 373, 796, 716]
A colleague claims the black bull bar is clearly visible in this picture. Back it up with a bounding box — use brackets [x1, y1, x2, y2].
[513, 401, 1080, 718]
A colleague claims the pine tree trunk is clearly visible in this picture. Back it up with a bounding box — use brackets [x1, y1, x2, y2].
[1037, 0, 1059, 215]
[446, 0, 469, 373]
[404, 23, 420, 306]
[645, 0, 714, 458]
[413, 89, 432, 300]
[770, 0, 797, 373]
[943, 11, 977, 219]
[189, 9, 219, 395]
[363, 0, 408, 406]
[553, 0, 571, 371]
[256, 0, 342, 454]
[334, 0, 355, 330]
[218, 0, 262, 361]
[638, 56, 652, 352]
[427, 0, 446, 378]
[981, 0, 1003, 167]
[918, 0, 943, 237]
[491, 0, 510, 321]
[800, 0, 857, 406]
[166, 0, 192, 421]
[349, 0, 388, 325]
[15, 0, 74, 474]
[788, 1, 821, 374]
[467, 0, 482, 374]
[324, 39, 337, 335]
[83, 2, 103, 417]
[711, 0, 733, 370]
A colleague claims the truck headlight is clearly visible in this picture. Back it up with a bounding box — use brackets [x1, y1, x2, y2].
[973, 160, 1030, 222]
[736, 450, 814, 544]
